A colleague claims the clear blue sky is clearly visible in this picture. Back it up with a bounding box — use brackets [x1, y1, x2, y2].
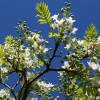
[0, 0, 100, 99]
[0, 0, 100, 38]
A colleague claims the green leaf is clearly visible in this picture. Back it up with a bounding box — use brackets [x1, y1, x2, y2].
[36, 2, 52, 24]
[85, 24, 98, 40]
[49, 32, 58, 38]
[61, 2, 73, 18]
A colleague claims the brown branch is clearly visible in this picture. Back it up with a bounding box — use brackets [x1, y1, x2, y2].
[46, 42, 60, 69]
[21, 69, 49, 100]
[21, 41, 60, 100]
[18, 70, 28, 100]
[48, 68, 81, 75]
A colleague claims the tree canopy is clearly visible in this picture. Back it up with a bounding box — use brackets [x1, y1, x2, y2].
[0, 2, 100, 100]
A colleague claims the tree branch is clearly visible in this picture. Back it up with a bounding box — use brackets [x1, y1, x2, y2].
[46, 42, 60, 69]
[21, 41, 60, 100]
[21, 69, 49, 100]
[18, 70, 28, 100]
[0, 82, 17, 100]
[48, 68, 81, 75]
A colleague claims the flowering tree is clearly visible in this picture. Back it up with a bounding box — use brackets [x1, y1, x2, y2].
[0, 2, 100, 100]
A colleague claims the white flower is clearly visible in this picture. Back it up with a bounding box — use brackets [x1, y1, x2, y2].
[27, 36, 32, 41]
[62, 61, 70, 69]
[96, 96, 100, 100]
[25, 47, 30, 52]
[72, 38, 77, 42]
[55, 96, 60, 100]
[87, 61, 100, 71]
[25, 47, 30, 57]
[1, 67, 8, 73]
[59, 61, 70, 76]
[66, 17, 76, 25]
[52, 14, 59, 21]
[71, 27, 78, 34]
[27, 71, 34, 79]
[43, 48, 48, 53]
[24, 47, 34, 67]
[58, 72, 63, 76]
[98, 88, 100, 92]
[64, 44, 71, 50]
[51, 23, 58, 29]
[77, 40, 84, 45]
[33, 42, 38, 49]
[56, 18, 65, 25]
[95, 36, 100, 45]
[0, 89, 9, 98]
[37, 81, 54, 92]
[52, 14, 65, 27]
[97, 36, 100, 41]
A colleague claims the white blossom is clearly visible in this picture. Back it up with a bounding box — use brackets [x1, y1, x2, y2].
[95, 36, 100, 45]
[56, 19, 65, 25]
[58, 61, 70, 76]
[27, 32, 48, 54]
[37, 81, 54, 92]
[1, 67, 8, 73]
[77, 40, 84, 46]
[98, 88, 100, 92]
[0, 89, 10, 98]
[87, 61, 100, 71]
[24, 47, 33, 68]
[25, 47, 30, 57]
[66, 17, 76, 25]
[31, 98, 38, 100]
[52, 14, 59, 21]
[27, 36, 32, 41]
[52, 15, 78, 34]
[62, 61, 70, 69]
[43, 48, 48, 53]
[72, 38, 77, 42]
[71, 27, 78, 34]
[52, 16, 64, 27]
[52, 14, 65, 27]
[27, 71, 34, 79]
[64, 44, 71, 50]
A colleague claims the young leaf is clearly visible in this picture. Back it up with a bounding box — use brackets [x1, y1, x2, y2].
[36, 2, 52, 24]
[85, 24, 98, 40]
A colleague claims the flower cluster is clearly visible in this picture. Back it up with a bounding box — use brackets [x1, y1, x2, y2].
[0, 67, 8, 74]
[61, 61, 70, 69]
[95, 36, 100, 45]
[36, 80, 54, 93]
[87, 61, 100, 72]
[26, 71, 34, 80]
[64, 37, 92, 52]
[4, 36, 18, 60]
[24, 47, 34, 68]
[59, 61, 71, 76]
[52, 15, 78, 34]
[24, 47, 44, 69]
[0, 89, 10, 99]
[27, 32, 48, 54]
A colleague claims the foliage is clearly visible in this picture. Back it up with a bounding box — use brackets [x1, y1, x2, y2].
[36, 2, 52, 24]
[0, 1, 100, 100]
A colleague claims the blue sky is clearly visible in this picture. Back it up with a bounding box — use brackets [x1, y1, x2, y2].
[0, 0, 100, 39]
[0, 0, 100, 99]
